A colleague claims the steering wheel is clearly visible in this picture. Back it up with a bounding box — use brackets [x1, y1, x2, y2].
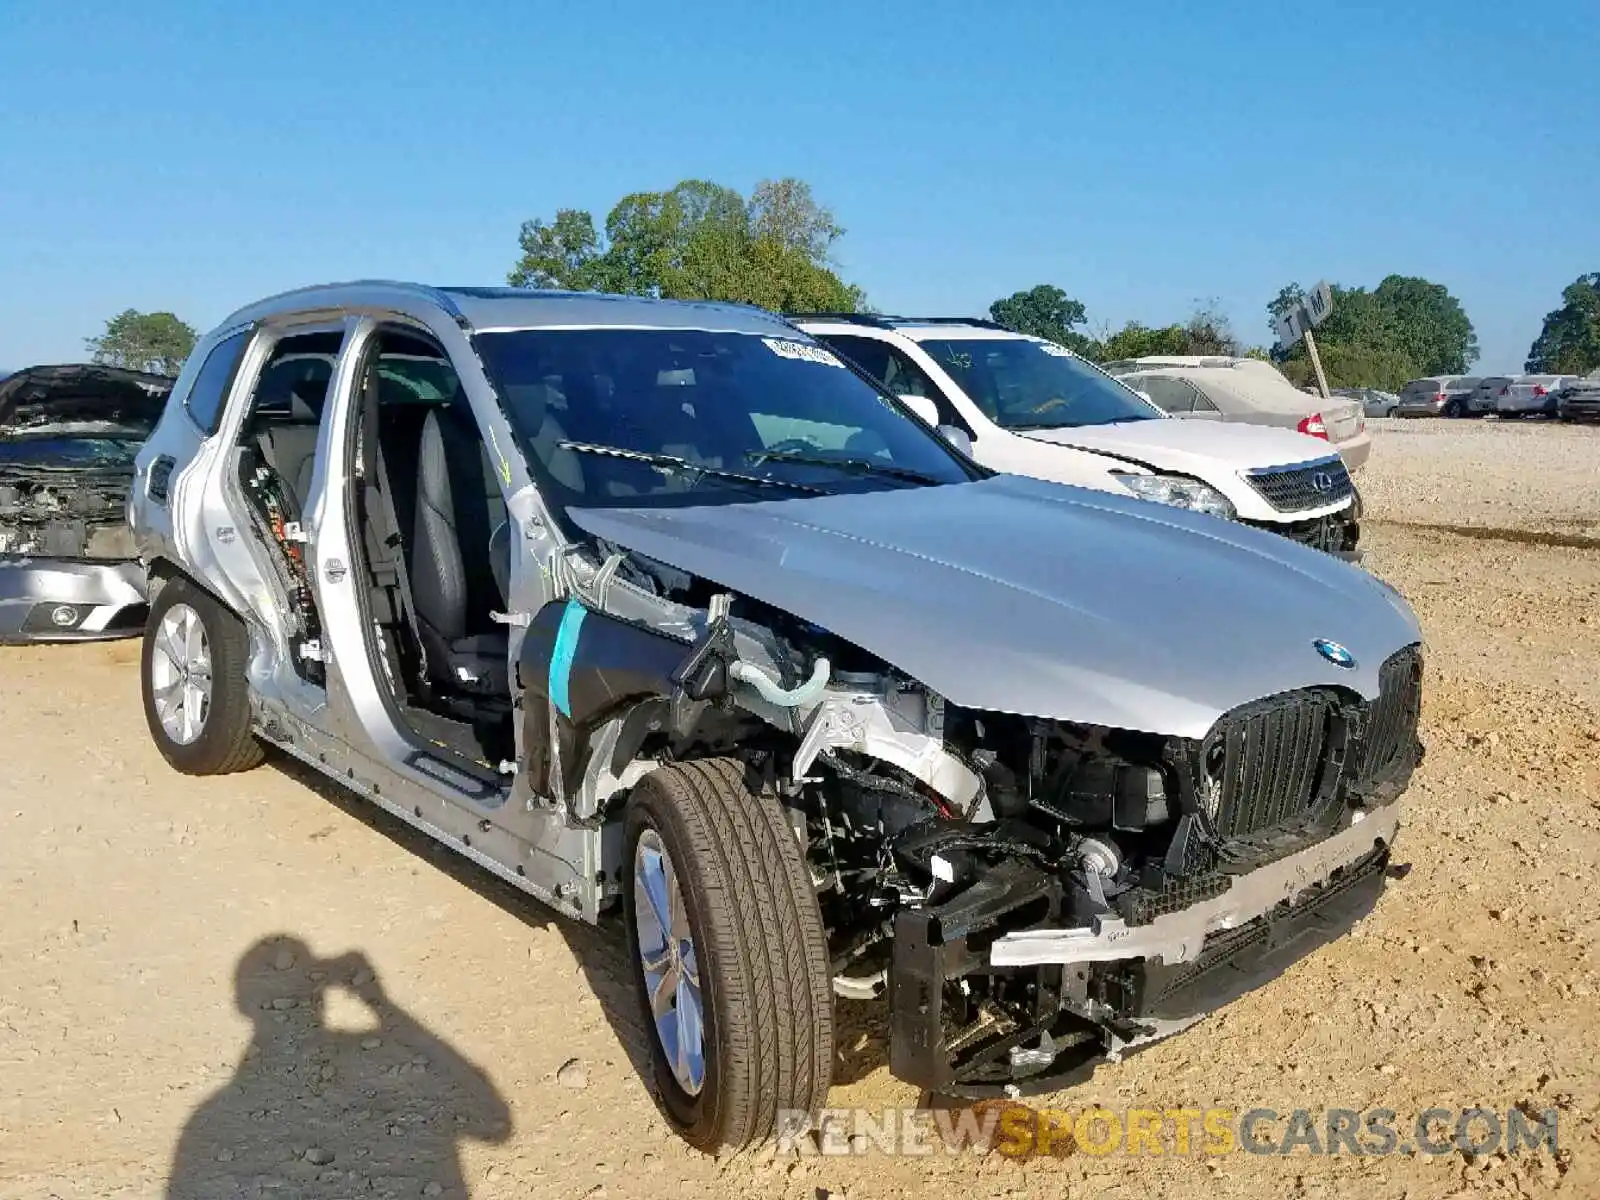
[1028, 396, 1070, 415]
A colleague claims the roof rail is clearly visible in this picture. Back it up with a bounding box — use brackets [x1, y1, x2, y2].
[785, 312, 898, 327]
[786, 312, 1008, 331]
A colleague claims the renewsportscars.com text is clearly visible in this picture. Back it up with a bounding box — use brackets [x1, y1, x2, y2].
[777, 1104, 1560, 1158]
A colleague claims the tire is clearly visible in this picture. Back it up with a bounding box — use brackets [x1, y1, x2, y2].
[140, 575, 264, 775]
[1384, 407, 1397, 419]
[1444, 399, 1463, 418]
[623, 757, 833, 1152]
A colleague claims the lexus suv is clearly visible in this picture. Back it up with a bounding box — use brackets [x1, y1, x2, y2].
[128, 284, 1422, 1152]
[791, 315, 1363, 557]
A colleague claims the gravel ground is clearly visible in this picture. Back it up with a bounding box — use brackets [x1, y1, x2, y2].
[2, 420, 1597, 1198]
[1359, 417, 1600, 540]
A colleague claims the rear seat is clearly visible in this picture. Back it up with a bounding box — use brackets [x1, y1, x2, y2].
[254, 382, 326, 515]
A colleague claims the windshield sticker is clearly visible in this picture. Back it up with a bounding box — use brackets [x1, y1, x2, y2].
[1035, 341, 1076, 358]
[762, 338, 845, 368]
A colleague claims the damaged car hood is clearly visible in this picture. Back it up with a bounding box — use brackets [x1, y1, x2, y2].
[0, 364, 171, 442]
[568, 475, 1421, 739]
[1017, 416, 1337, 474]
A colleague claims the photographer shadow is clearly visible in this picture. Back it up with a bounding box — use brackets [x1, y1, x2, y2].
[167, 936, 511, 1199]
[257, 750, 664, 1084]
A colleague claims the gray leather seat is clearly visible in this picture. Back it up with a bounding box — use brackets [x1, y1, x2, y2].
[410, 401, 510, 696]
[255, 383, 325, 513]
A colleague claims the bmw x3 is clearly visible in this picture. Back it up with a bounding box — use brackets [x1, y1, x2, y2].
[129, 283, 1423, 1151]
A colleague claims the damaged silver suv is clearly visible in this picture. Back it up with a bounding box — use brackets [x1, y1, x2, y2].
[128, 284, 1424, 1151]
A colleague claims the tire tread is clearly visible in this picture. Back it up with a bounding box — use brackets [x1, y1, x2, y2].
[630, 756, 832, 1151]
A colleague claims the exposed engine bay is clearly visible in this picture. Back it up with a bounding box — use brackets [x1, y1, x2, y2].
[514, 538, 1425, 1095]
[0, 468, 139, 558]
[0, 365, 170, 561]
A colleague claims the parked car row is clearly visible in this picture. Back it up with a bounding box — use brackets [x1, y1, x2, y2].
[1390, 373, 1587, 419]
[120, 281, 1423, 1151]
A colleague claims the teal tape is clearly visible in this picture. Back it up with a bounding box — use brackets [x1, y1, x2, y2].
[549, 600, 587, 718]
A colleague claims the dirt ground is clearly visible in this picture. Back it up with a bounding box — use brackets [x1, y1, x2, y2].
[2, 420, 1597, 1199]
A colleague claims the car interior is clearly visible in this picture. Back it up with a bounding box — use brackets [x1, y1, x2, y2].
[237, 328, 516, 770]
[350, 330, 515, 768]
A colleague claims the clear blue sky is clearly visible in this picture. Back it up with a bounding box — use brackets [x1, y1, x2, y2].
[2, 0, 1595, 374]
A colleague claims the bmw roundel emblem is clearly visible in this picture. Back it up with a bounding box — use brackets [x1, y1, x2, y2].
[1313, 638, 1356, 669]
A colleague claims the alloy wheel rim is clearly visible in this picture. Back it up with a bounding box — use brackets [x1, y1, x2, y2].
[149, 603, 212, 746]
[633, 829, 706, 1095]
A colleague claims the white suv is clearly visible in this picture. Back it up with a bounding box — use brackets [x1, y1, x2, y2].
[793, 315, 1362, 557]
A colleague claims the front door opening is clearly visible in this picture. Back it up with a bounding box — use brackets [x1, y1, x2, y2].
[346, 329, 515, 770]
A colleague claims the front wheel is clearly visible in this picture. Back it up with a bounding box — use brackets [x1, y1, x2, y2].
[623, 758, 833, 1152]
[1444, 399, 1464, 418]
[140, 576, 264, 775]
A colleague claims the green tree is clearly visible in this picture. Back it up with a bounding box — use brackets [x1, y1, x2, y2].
[1097, 321, 1188, 361]
[988, 284, 1098, 355]
[1268, 284, 1306, 322]
[84, 309, 198, 376]
[1091, 302, 1238, 363]
[1183, 299, 1239, 356]
[1525, 273, 1600, 374]
[508, 177, 864, 311]
[1371, 274, 1478, 374]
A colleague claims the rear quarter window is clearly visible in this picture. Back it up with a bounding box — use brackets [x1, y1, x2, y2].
[182, 331, 251, 434]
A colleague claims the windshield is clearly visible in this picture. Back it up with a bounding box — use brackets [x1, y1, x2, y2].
[0, 435, 145, 467]
[473, 328, 976, 509]
[917, 337, 1163, 429]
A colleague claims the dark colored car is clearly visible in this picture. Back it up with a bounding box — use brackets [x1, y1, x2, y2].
[1557, 378, 1600, 422]
[0, 364, 171, 641]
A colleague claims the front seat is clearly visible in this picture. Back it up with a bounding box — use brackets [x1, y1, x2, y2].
[411, 401, 510, 697]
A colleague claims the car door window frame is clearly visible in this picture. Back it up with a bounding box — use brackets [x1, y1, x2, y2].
[181, 329, 253, 435]
[818, 333, 971, 432]
[1137, 374, 1198, 414]
[1186, 379, 1220, 413]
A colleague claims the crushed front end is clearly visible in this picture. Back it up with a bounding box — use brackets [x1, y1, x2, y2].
[0, 465, 151, 639]
[797, 645, 1423, 1097]
[0, 364, 168, 640]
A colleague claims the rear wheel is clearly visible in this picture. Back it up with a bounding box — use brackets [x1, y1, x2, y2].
[1444, 399, 1464, 418]
[623, 758, 833, 1152]
[140, 576, 263, 775]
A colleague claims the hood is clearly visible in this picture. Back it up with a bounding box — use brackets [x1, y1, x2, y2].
[1018, 417, 1338, 476]
[568, 475, 1420, 739]
[0, 364, 172, 439]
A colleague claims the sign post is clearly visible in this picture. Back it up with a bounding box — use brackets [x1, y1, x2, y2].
[1302, 328, 1331, 400]
[1275, 280, 1335, 400]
